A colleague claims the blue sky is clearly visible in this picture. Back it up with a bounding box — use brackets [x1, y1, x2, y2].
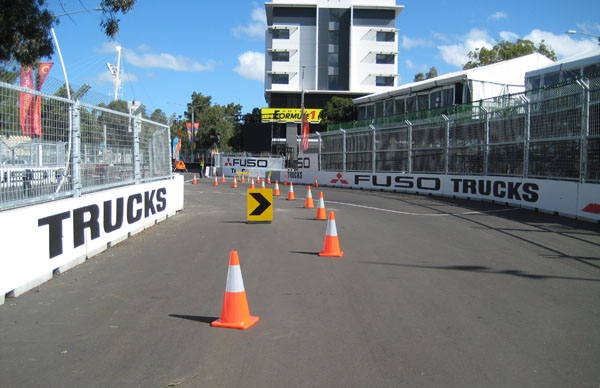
[44, 0, 600, 118]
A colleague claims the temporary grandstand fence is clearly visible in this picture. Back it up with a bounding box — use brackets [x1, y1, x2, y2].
[311, 75, 599, 183]
[0, 81, 172, 211]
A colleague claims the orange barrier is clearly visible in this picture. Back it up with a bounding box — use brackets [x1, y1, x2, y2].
[305, 185, 314, 208]
[315, 191, 327, 220]
[318, 211, 344, 257]
[287, 182, 296, 200]
[211, 251, 260, 330]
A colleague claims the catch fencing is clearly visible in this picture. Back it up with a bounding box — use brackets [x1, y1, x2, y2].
[314, 75, 599, 183]
[0, 81, 172, 211]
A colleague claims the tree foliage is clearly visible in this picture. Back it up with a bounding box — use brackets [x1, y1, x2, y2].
[414, 67, 438, 82]
[0, 0, 136, 66]
[463, 39, 557, 70]
[319, 97, 357, 126]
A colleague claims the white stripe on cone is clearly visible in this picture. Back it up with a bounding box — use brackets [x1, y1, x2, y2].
[326, 217, 338, 237]
[225, 265, 245, 293]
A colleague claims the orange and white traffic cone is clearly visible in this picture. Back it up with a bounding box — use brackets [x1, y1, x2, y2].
[261, 179, 266, 189]
[314, 176, 319, 187]
[267, 176, 271, 185]
[232, 176, 238, 188]
[192, 174, 197, 184]
[283, 180, 288, 185]
[305, 185, 314, 208]
[241, 175, 245, 183]
[211, 251, 260, 330]
[213, 175, 219, 187]
[221, 173, 226, 183]
[287, 182, 296, 200]
[315, 191, 327, 220]
[274, 180, 281, 196]
[250, 178, 256, 189]
[318, 211, 344, 257]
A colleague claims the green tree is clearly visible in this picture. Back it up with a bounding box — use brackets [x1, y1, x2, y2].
[0, 0, 136, 66]
[413, 73, 424, 82]
[150, 108, 167, 124]
[463, 39, 557, 70]
[319, 97, 357, 127]
[426, 67, 438, 79]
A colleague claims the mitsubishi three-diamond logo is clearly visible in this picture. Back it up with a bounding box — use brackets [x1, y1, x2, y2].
[225, 157, 232, 166]
[330, 172, 349, 184]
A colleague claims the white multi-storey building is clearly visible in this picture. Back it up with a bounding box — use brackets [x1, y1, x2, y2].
[264, 0, 404, 109]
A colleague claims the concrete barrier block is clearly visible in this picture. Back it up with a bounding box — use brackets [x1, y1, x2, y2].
[8, 272, 53, 298]
[55, 255, 86, 274]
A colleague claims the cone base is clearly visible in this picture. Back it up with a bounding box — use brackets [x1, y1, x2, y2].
[211, 315, 260, 330]
[318, 251, 344, 257]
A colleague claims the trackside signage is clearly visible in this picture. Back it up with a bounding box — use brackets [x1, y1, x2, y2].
[282, 170, 600, 222]
[0, 175, 184, 300]
[220, 155, 284, 177]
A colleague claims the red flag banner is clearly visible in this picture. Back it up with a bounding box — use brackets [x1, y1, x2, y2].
[20, 66, 35, 136]
[33, 62, 53, 137]
[301, 107, 310, 152]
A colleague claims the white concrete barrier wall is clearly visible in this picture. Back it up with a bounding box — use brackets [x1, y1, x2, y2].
[283, 169, 600, 223]
[0, 175, 184, 303]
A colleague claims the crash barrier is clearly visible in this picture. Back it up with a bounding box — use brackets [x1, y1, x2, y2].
[0, 174, 184, 304]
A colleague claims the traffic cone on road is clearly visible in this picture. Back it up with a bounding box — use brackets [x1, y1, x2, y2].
[211, 251, 260, 330]
[241, 175, 245, 183]
[274, 180, 280, 196]
[305, 185, 314, 208]
[250, 178, 256, 189]
[221, 173, 226, 183]
[314, 176, 319, 187]
[315, 192, 327, 220]
[261, 179, 266, 189]
[192, 174, 197, 184]
[232, 176, 238, 188]
[318, 211, 344, 257]
[287, 182, 296, 200]
[213, 176, 219, 187]
[267, 176, 271, 185]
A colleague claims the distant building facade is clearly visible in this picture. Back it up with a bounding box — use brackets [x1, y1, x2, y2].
[525, 49, 600, 90]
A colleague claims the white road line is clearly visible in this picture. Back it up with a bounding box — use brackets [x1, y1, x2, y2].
[326, 200, 519, 217]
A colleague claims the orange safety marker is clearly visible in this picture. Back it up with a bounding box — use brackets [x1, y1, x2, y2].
[305, 185, 314, 208]
[241, 175, 245, 183]
[287, 182, 296, 200]
[315, 191, 327, 220]
[314, 176, 319, 187]
[192, 174, 197, 184]
[267, 176, 271, 185]
[213, 175, 219, 187]
[261, 179, 266, 189]
[283, 180, 288, 185]
[232, 176, 238, 188]
[318, 211, 344, 257]
[221, 173, 226, 183]
[211, 251, 260, 330]
[250, 178, 256, 189]
[274, 180, 281, 196]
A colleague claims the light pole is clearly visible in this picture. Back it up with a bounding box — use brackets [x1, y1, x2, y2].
[566, 30, 600, 45]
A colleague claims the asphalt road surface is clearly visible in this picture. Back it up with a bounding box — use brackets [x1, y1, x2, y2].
[1, 173, 599, 388]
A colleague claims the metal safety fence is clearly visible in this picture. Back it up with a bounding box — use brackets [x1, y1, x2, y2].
[314, 75, 600, 183]
[0, 81, 172, 211]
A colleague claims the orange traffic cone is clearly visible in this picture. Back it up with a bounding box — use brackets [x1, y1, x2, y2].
[305, 185, 314, 208]
[211, 251, 260, 330]
[315, 191, 327, 220]
[250, 178, 256, 189]
[319, 211, 344, 257]
[232, 176, 238, 188]
[287, 182, 296, 200]
[241, 175, 245, 183]
[261, 179, 266, 189]
[274, 180, 280, 196]
[213, 176, 219, 187]
[314, 176, 319, 187]
[267, 176, 271, 185]
[221, 173, 226, 183]
[283, 180, 288, 185]
[192, 174, 197, 184]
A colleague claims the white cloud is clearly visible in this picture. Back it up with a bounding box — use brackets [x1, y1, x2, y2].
[437, 28, 494, 68]
[524, 29, 599, 59]
[96, 70, 138, 84]
[232, 3, 267, 39]
[405, 59, 427, 72]
[488, 12, 507, 21]
[432, 32, 450, 43]
[499, 31, 519, 42]
[234, 51, 264, 81]
[401, 35, 433, 49]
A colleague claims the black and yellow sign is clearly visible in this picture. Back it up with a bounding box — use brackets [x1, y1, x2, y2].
[247, 189, 273, 223]
[261, 108, 322, 123]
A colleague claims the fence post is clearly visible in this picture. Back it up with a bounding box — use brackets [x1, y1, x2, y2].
[133, 113, 141, 183]
[71, 101, 82, 197]
[442, 114, 450, 174]
[521, 95, 530, 178]
[370, 124, 377, 173]
[482, 106, 490, 175]
[316, 131, 322, 171]
[340, 129, 346, 172]
[405, 120, 412, 173]
[578, 79, 590, 183]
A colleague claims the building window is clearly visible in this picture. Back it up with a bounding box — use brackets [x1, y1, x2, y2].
[542, 72, 559, 87]
[395, 98, 405, 115]
[376, 31, 395, 42]
[527, 76, 541, 90]
[384, 100, 394, 117]
[272, 74, 289, 84]
[417, 95, 428, 111]
[366, 104, 374, 119]
[442, 88, 454, 107]
[375, 102, 384, 118]
[376, 54, 394, 64]
[328, 75, 339, 89]
[272, 51, 289, 62]
[430, 91, 442, 109]
[376, 76, 394, 86]
[406, 96, 417, 113]
[272, 29, 290, 39]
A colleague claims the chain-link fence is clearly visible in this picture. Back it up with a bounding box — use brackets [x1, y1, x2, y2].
[0, 80, 171, 211]
[315, 75, 599, 183]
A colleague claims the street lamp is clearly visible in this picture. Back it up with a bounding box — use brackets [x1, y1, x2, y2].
[565, 30, 600, 45]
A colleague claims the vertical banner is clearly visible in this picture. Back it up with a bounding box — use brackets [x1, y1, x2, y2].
[19, 66, 35, 136]
[193, 122, 199, 139]
[172, 137, 180, 161]
[301, 106, 309, 152]
[185, 122, 192, 142]
[33, 62, 53, 137]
